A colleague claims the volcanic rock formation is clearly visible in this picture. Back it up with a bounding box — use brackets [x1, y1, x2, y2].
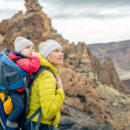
[0, 0, 130, 129]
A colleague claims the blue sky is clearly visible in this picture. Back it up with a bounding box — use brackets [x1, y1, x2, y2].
[0, 0, 130, 44]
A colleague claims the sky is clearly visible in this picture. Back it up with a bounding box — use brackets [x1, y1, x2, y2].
[0, 0, 130, 44]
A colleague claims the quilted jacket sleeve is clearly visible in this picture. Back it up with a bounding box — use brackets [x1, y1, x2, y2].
[37, 70, 65, 120]
[16, 56, 40, 73]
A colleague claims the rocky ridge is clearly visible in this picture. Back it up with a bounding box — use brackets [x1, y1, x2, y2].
[0, 0, 130, 129]
[88, 40, 130, 72]
[88, 41, 130, 90]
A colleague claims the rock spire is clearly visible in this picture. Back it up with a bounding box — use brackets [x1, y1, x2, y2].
[24, 0, 42, 12]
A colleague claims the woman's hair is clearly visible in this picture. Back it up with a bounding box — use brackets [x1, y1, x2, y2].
[39, 41, 45, 51]
[39, 40, 52, 63]
[46, 55, 52, 63]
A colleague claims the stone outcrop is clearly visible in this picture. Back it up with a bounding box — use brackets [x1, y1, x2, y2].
[88, 41, 130, 91]
[88, 40, 130, 72]
[64, 41, 129, 94]
[25, 0, 42, 12]
[98, 59, 130, 94]
[0, 8, 52, 51]
[59, 67, 113, 123]
[122, 79, 130, 90]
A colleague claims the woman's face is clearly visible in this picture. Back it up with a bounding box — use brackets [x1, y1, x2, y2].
[48, 48, 63, 67]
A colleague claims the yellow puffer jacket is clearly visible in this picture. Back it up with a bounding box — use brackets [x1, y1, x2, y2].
[26, 53, 65, 127]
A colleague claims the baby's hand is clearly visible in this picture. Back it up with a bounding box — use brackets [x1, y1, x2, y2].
[32, 52, 38, 57]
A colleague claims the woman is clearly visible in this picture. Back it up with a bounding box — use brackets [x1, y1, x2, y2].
[25, 39, 65, 130]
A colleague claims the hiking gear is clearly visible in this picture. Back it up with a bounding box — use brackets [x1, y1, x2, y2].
[0, 93, 13, 115]
[40, 40, 62, 58]
[8, 51, 41, 77]
[0, 49, 29, 91]
[14, 36, 33, 52]
[0, 49, 41, 130]
[24, 121, 57, 130]
[6, 120, 18, 128]
[0, 49, 29, 115]
[23, 65, 56, 129]
[8, 92, 24, 122]
[0, 49, 28, 130]
[0, 63, 59, 129]
[8, 51, 40, 92]
[0, 99, 16, 130]
[26, 54, 65, 127]
[3, 95, 13, 115]
[0, 65, 49, 130]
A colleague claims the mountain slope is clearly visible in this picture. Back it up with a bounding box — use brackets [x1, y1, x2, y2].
[0, 0, 130, 129]
[88, 40, 130, 72]
[88, 40, 130, 90]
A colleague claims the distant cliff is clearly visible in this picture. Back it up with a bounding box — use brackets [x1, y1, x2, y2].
[88, 41, 130, 90]
[88, 40, 130, 73]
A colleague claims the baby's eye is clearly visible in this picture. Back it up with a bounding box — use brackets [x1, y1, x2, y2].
[54, 49, 59, 52]
[55, 50, 59, 52]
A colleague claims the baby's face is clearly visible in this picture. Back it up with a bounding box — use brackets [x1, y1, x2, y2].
[21, 45, 35, 58]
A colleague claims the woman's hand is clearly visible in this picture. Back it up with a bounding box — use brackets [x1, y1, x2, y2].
[56, 75, 63, 90]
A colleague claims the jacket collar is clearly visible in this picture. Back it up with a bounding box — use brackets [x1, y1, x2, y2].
[38, 53, 58, 75]
[12, 51, 27, 58]
[8, 51, 27, 61]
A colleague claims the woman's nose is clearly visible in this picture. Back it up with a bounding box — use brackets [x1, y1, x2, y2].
[60, 52, 63, 56]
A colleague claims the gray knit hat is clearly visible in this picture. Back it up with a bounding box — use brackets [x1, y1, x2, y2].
[40, 39, 62, 58]
[14, 36, 33, 52]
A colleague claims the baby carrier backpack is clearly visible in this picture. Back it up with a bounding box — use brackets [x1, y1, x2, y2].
[0, 49, 29, 130]
[0, 49, 55, 130]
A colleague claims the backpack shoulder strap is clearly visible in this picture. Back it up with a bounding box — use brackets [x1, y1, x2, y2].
[13, 58, 22, 63]
[28, 66, 55, 90]
[24, 108, 41, 127]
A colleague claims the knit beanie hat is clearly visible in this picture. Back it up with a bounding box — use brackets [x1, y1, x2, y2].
[14, 36, 33, 52]
[40, 40, 62, 58]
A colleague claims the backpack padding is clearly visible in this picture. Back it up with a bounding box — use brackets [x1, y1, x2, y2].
[0, 50, 27, 77]
[0, 99, 16, 130]
[28, 66, 55, 90]
[0, 50, 28, 90]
